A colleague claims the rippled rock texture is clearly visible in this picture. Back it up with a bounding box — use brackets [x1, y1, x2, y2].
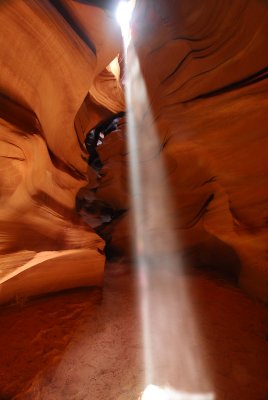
[113, 0, 268, 301]
[90, 0, 268, 301]
[0, 0, 124, 303]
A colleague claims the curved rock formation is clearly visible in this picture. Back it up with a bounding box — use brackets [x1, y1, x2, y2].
[87, 0, 268, 302]
[128, 0, 268, 301]
[0, 0, 124, 303]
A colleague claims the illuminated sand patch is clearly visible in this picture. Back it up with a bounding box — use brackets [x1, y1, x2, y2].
[141, 385, 214, 400]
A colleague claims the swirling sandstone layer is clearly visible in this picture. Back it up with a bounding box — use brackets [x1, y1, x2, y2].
[130, 0, 268, 301]
[0, 0, 124, 303]
[86, 0, 268, 302]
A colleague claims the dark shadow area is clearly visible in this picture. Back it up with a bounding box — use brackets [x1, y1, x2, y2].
[49, 0, 96, 54]
[74, 0, 120, 13]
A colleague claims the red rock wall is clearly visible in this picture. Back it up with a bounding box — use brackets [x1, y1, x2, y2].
[0, 0, 124, 303]
[129, 0, 268, 300]
[88, 0, 268, 302]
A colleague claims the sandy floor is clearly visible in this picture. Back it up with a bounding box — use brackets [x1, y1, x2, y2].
[0, 262, 267, 400]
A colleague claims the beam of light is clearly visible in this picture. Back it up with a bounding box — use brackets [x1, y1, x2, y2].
[115, 1, 134, 44]
[141, 385, 215, 400]
[125, 46, 213, 392]
[117, 3, 215, 399]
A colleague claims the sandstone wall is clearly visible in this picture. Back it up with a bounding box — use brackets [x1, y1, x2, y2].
[130, 0, 268, 300]
[0, 0, 124, 303]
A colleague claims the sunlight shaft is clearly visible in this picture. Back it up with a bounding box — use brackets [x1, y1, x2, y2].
[116, 2, 214, 398]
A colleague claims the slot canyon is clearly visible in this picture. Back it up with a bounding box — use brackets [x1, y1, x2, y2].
[0, 0, 268, 399]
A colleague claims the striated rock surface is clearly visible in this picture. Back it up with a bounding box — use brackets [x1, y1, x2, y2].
[0, 0, 124, 303]
[105, 0, 268, 301]
[60, 0, 268, 302]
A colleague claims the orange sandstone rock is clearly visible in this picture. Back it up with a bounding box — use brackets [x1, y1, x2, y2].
[0, 0, 124, 303]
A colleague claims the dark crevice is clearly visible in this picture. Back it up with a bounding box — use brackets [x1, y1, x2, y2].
[97, 248, 105, 255]
[0, 93, 40, 133]
[0, 155, 25, 161]
[201, 176, 217, 186]
[148, 34, 213, 56]
[75, 115, 88, 155]
[49, 0, 96, 54]
[160, 135, 171, 151]
[183, 193, 214, 229]
[85, 111, 125, 171]
[73, 0, 120, 12]
[77, 113, 127, 258]
[162, 45, 213, 83]
[182, 66, 268, 102]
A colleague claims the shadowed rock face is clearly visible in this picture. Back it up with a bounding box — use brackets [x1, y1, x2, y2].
[0, 0, 268, 303]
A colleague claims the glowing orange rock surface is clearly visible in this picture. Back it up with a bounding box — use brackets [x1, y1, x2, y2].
[0, 0, 124, 303]
[129, 0, 268, 301]
[91, 0, 268, 302]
